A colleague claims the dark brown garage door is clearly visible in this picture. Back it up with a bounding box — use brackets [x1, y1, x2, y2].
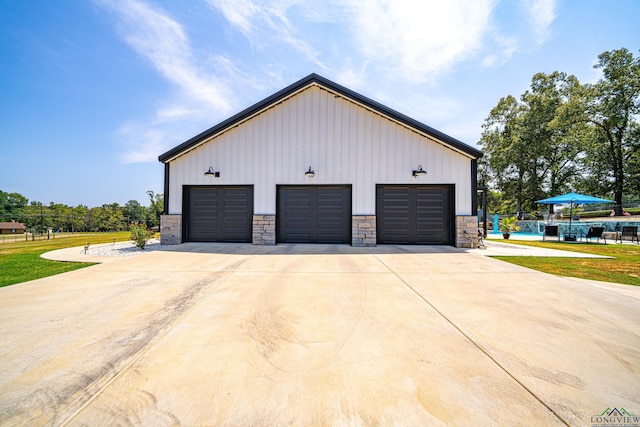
[376, 184, 454, 245]
[183, 186, 253, 242]
[277, 185, 351, 243]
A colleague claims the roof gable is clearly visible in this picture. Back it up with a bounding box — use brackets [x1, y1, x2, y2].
[158, 73, 482, 163]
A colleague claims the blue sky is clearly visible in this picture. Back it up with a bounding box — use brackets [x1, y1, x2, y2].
[1, 0, 638, 207]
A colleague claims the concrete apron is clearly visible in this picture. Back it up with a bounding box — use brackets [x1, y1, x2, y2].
[0, 244, 638, 426]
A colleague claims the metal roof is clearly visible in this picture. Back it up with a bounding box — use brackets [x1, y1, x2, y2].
[158, 73, 483, 163]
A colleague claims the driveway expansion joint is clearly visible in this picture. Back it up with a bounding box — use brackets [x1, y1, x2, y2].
[368, 249, 571, 427]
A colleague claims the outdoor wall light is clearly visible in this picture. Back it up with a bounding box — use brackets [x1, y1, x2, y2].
[304, 166, 315, 177]
[204, 167, 220, 177]
[412, 165, 426, 177]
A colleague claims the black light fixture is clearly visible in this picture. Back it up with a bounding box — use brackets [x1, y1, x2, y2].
[412, 165, 426, 177]
[304, 166, 315, 177]
[204, 167, 220, 177]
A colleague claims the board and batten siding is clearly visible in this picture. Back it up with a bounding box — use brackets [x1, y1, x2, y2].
[168, 85, 473, 215]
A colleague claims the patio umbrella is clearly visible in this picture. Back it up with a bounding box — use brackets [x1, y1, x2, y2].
[536, 191, 612, 234]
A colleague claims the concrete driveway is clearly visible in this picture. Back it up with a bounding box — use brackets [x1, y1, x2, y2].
[1, 244, 639, 426]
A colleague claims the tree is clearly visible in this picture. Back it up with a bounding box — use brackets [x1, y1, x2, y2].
[25, 201, 53, 233]
[85, 206, 100, 231]
[94, 203, 125, 231]
[479, 72, 584, 214]
[123, 200, 147, 225]
[580, 48, 640, 214]
[525, 72, 585, 205]
[627, 123, 640, 195]
[0, 191, 164, 232]
[47, 202, 70, 232]
[71, 205, 89, 232]
[479, 95, 527, 214]
[0, 190, 28, 222]
[146, 191, 164, 228]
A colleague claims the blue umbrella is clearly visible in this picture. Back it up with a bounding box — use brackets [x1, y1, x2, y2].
[536, 192, 612, 234]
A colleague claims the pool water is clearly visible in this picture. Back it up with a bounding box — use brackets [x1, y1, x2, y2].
[488, 220, 640, 238]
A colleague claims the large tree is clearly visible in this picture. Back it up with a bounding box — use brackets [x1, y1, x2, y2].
[479, 72, 584, 214]
[522, 72, 585, 207]
[579, 48, 640, 214]
[479, 95, 527, 214]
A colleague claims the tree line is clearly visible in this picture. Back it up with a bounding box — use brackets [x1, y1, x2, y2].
[479, 48, 640, 215]
[0, 190, 163, 233]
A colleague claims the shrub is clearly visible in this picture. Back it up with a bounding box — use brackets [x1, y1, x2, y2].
[499, 216, 521, 234]
[130, 224, 154, 250]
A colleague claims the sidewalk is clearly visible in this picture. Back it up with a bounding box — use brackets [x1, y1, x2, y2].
[466, 238, 612, 258]
[41, 240, 166, 263]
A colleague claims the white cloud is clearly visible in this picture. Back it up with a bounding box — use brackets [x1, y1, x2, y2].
[206, 0, 326, 70]
[482, 35, 518, 67]
[341, 0, 497, 83]
[524, 0, 556, 45]
[117, 122, 168, 164]
[206, 0, 557, 87]
[97, 0, 240, 162]
[155, 107, 195, 121]
[209, 0, 260, 36]
[116, 112, 205, 164]
[101, 0, 233, 112]
[334, 63, 369, 91]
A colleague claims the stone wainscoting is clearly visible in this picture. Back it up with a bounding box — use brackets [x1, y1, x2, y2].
[160, 214, 182, 245]
[252, 215, 276, 245]
[456, 216, 479, 248]
[352, 215, 377, 247]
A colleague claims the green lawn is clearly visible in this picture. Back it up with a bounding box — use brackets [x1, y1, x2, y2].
[489, 239, 640, 286]
[0, 232, 131, 287]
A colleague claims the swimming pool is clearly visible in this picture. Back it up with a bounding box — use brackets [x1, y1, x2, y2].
[488, 219, 640, 238]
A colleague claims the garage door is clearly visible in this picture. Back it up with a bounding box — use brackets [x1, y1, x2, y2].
[376, 185, 454, 245]
[277, 185, 351, 243]
[183, 186, 253, 242]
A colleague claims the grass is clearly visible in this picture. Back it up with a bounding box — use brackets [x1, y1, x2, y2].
[489, 239, 640, 286]
[0, 232, 131, 287]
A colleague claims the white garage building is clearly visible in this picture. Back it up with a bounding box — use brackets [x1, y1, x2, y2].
[158, 74, 483, 248]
